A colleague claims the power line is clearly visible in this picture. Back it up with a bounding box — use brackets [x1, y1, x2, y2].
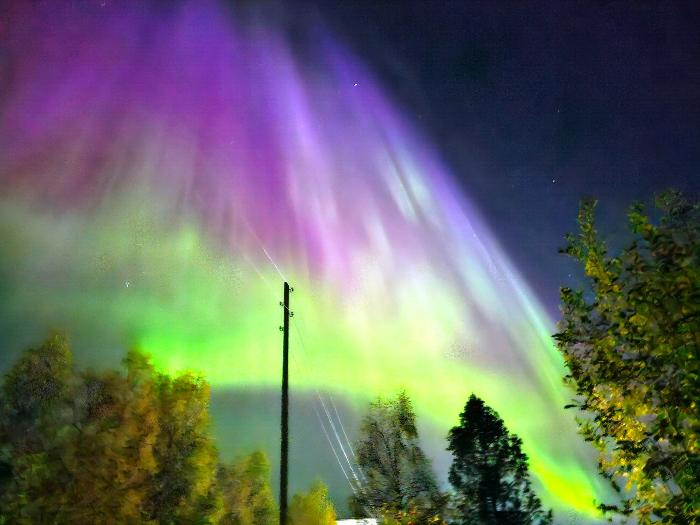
[289, 316, 367, 487]
[239, 237, 364, 496]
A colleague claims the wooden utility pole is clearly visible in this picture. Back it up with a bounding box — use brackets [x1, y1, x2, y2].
[279, 281, 290, 525]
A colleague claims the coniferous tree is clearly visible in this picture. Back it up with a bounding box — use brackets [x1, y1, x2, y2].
[555, 191, 700, 523]
[447, 395, 552, 525]
[351, 391, 444, 521]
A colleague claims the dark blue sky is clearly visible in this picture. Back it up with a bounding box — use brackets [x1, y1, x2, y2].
[313, 0, 700, 315]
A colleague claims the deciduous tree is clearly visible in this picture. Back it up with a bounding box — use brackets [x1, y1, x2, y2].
[555, 191, 700, 523]
[218, 450, 278, 525]
[288, 480, 336, 525]
[0, 337, 228, 524]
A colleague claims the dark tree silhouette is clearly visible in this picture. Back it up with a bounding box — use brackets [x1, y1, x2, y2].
[447, 395, 552, 525]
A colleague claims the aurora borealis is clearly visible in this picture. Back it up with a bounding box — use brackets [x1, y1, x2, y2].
[0, 1, 613, 520]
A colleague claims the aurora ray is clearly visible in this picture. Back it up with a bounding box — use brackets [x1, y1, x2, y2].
[0, 1, 609, 519]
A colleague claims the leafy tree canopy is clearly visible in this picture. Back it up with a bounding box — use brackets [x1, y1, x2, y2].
[218, 450, 278, 525]
[555, 191, 700, 523]
[0, 335, 278, 525]
[288, 480, 336, 525]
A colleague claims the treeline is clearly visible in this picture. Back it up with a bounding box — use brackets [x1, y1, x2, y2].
[0, 191, 697, 524]
[0, 336, 334, 525]
[349, 391, 552, 525]
[346, 190, 700, 525]
[0, 335, 549, 525]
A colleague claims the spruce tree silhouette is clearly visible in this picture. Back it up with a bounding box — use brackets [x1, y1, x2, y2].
[447, 395, 552, 525]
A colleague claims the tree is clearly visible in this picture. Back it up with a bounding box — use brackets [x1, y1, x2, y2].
[0, 336, 228, 524]
[446, 395, 552, 525]
[378, 505, 447, 525]
[0, 332, 73, 449]
[218, 451, 278, 525]
[351, 391, 444, 521]
[56, 356, 162, 523]
[0, 333, 77, 523]
[288, 480, 336, 525]
[555, 191, 700, 523]
[146, 364, 223, 523]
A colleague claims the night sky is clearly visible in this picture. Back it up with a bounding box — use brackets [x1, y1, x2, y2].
[314, 0, 700, 314]
[1, 1, 699, 520]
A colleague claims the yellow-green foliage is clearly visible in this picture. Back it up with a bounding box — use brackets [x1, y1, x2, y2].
[378, 504, 446, 525]
[0, 334, 80, 523]
[60, 364, 162, 523]
[0, 335, 280, 524]
[288, 480, 336, 525]
[218, 451, 278, 525]
[556, 191, 700, 524]
[149, 362, 223, 523]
